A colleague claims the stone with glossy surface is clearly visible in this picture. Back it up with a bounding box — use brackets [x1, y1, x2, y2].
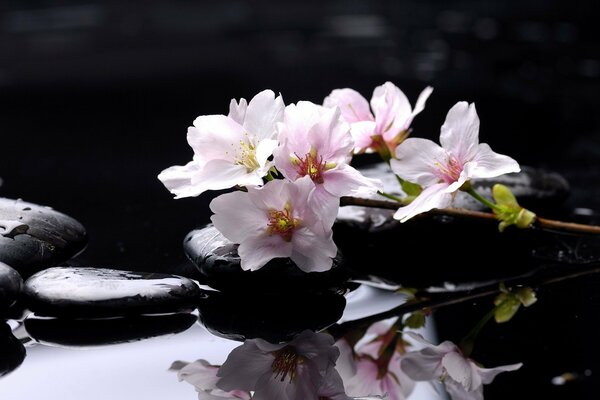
[0, 262, 22, 311]
[184, 225, 350, 293]
[24, 313, 197, 347]
[23, 267, 203, 317]
[0, 198, 87, 277]
[198, 289, 347, 343]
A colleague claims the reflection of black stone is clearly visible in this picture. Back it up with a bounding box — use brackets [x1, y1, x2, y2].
[184, 225, 350, 293]
[24, 313, 197, 347]
[198, 289, 346, 343]
[0, 198, 87, 278]
[23, 267, 204, 318]
[0, 262, 22, 310]
[0, 322, 26, 377]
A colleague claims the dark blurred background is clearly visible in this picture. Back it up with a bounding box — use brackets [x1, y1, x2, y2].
[0, 1, 599, 399]
[1, 0, 599, 269]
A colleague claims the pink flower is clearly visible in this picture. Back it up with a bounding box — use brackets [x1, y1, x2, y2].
[209, 176, 337, 272]
[273, 101, 382, 228]
[170, 359, 251, 400]
[400, 333, 522, 400]
[158, 89, 284, 198]
[336, 320, 415, 400]
[216, 330, 344, 400]
[390, 102, 521, 222]
[323, 82, 432, 154]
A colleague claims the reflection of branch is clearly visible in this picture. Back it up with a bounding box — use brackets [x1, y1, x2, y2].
[339, 196, 600, 235]
[329, 262, 600, 339]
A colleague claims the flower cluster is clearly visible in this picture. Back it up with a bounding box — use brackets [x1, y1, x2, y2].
[159, 83, 524, 273]
[171, 324, 522, 400]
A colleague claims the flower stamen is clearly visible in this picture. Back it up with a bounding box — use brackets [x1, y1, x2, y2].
[267, 203, 300, 241]
[434, 156, 464, 184]
[235, 137, 259, 172]
[293, 147, 330, 184]
[271, 346, 305, 382]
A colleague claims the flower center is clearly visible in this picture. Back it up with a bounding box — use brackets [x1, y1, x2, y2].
[271, 346, 305, 382]
[290, 147, 336, 184]
[434, 155, 464, 184]
[235, 138, 259, 172]
[267, 203, 300, 242]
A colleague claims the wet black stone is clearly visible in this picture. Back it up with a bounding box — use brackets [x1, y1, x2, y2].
[184, 225, 350, 293]
[337, 163, 570, 232]
[198, 289, 346, 343]
[23, 267, 204, 318]
[24, 313, 197, 347]
[0, 262, 23, 310]
[0, 198, 87, 278]
[0, 322, 26, 377]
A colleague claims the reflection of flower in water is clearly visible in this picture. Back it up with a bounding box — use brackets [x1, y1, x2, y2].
[336, 319, 415, 400]
[172, 330, 350, 400]
[217, 330, 342, 399]
[400, 332, 522, 400]
[171, 359, 251, 399]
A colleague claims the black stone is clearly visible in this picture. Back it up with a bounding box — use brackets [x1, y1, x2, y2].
[0, 262, 22, 310]
[23, 267, 204, 318]
[184, 225, 350, 293]
[198, 289, 346, 343]
[24, 313, 197, 347]
[0, 198, 87, 278]
[0, 322, 26, 377]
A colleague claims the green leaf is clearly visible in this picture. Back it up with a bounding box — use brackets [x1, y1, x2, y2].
[404, 312, 426, 329]
[400, 179, 422, 197]
[491, 184, 536, 231]
[494, 296, 521, 323]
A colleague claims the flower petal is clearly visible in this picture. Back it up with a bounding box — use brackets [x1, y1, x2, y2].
[476, 362, 522, 385]
[290, 228, 336, 272]
[243, 90, 284, 140]
[400, 350, 444, 382]
[238, 233, 294, 271]
[228, 97, 248, 125]
[306, 184, 340, 231]
[393, 183, 452, 222]
[468, 143, 521, 179]
[210, 191, 267, 243]
[194, 159, 264, 192]
[188, 115, 245, 162]
[391, 138, 446, 187]
[444, 378, 484, 400]
[412, 86, 434, 117]
[255, 138, 279, 169]
[217, 341, 276, 391]
[371, 82, 411, 137]
[323, 88, 374, 123]
[350, 120, 378, 153]
[157, 161, 203, 198]
[442, 352, 481, 391]
[439, 102, 480, 162]
[322, 164, 383, 198]
[307, 106, 353, 163]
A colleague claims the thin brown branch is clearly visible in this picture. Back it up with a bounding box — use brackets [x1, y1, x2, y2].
[339, 196, 600, 235]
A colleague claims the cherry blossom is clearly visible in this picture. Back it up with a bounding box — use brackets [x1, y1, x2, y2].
[273, 101, 381, 228]
[158, 89, 284, 198]
[390, 102, 520, 222]
[170, 359, 251, 400]
[323, 82, 432, 155]
[216, 330, 343, 400]
[336, 320, 415, 400]
[210, 176, 337, 272]
[400, 333, 522, 400]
